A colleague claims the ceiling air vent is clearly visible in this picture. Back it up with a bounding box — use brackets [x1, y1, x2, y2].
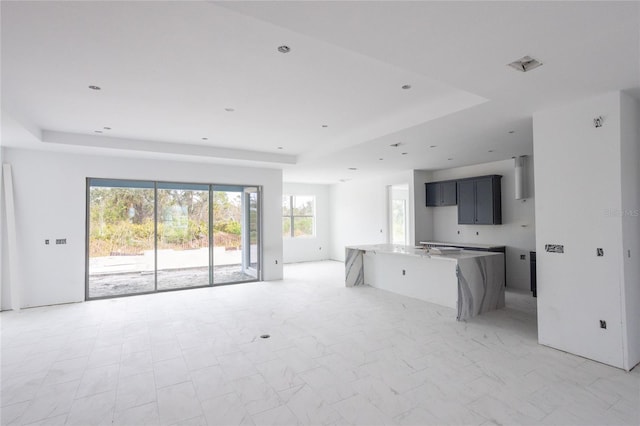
[507, 56, 543, 72]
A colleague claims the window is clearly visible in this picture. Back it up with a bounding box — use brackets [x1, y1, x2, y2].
[282, 195, 315, 238]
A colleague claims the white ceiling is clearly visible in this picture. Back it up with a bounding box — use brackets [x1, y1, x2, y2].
[2, 1, 639, 183]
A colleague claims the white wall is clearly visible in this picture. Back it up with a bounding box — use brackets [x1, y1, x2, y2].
[620, 92, 640, 369]
[329, 171, 411, 261]
[411, 170, 434, 246]
[533, 91, 638, 370]
[1, 148, 283, 310]
[425, 159, 536, 290]
[282, 182, 330, 263]
[0, 147, 4, 309]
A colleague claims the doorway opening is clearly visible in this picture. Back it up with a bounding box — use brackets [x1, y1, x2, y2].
[389, 184, 409, 245]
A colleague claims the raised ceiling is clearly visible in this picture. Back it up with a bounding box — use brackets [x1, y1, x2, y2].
[2, 1, 639, 183]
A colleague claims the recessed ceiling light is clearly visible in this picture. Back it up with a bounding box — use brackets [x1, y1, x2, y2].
[225, 108, 235, 112]
[430, 145, 437, 148]
[94, 130, 103, 133]
[488, 150, 494, 153]
[277, 146, 283, 150]
[390, 142, 401, 148]
[508, 130, 515, 134]
[277, 45, 291, 53]
[322, 124, 328, 128]
[448, 158, 453, 161]
[379, 158, 384, 161]
[103, 127, 111, 130]
[348, 167, 358, 171]
[507, 56, 543, 72]
[88, 85, 101, 90]
[202, 137, 208, 141]
[401, 152, 408, 155]
[401, 84, 412, 90]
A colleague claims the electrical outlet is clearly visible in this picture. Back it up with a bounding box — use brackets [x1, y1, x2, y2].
[275, 260, 278, 264]
[402, 269, 406, 276]
[597, 248, 604, 257]
[45, 239, 50, 245]
[600, 320, 607, 329]
[520, 254, 526, 260]
[476, 231, 479, 236]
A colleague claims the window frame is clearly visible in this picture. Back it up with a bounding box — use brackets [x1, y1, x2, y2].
[282, 194, 316, 238]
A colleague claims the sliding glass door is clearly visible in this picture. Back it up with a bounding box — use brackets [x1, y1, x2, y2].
[87, 180, 156, 298]
[156, 183, 210, 291]
[87, 179, 261, 299]
[212, 186, 260, 284]
[243, 187, 260, 280]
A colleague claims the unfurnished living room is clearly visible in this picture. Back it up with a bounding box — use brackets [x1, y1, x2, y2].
[1, 1, 639, 426]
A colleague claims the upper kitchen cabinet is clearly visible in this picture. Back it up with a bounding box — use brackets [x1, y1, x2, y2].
[457, 175, 502, 225]
[425, 180, 457, 207]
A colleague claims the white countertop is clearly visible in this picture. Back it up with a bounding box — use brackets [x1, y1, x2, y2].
[346, 244, 503, 261]
[418, 241, 505, 250]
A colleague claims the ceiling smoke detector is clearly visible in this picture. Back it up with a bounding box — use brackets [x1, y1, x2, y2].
[277, 45, 291, 53]
[507, 56, 543, 72]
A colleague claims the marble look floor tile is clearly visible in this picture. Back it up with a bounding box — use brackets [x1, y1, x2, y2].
[169, 415, 207, 426]
[113, 401, 159, 426]
[200, 392, 253, 426]
[65, 390, 116, 426]
[42, 356, 88, 386]
[191, 364, 234, 402]
[231, 373, 283, 415]
[468, 394, 541, 426]
[331, 394, 393, 426]
[115, 370, 156, 413]
[156, 381, 202, 426]
[150, 341, 183, 363]
[251, 404, 300, 426]
[22, 414, 68, 426]
[122, 336, 152, 356]
[87, 344, 123, 369]
[76, 363, 120, 398]
[2, 261, 638, 426]
[279, 384, 344, 426]
[217, 352, 259, 382]
[19, 380, 80, 425]
[153, 356, 190, 389]
[0, 372, 45, 407]
[393, 406, 442, 426]
[0, 400, 31, 425]
[181, 346, 220, 371]
[255, 357, 305, 391]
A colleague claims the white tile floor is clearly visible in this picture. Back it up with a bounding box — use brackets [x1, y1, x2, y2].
[1, 260, 638, 426]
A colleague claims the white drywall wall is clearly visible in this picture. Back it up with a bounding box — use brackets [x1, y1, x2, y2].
[620, 92, 640, 370]
[411, 169, 434, 246]
[329, 171, 411, 262]
[533, 91, 633, 369]
[1, 148, 283, 309]
[282, 182, 330, 263]
[426, 159, 536, 290]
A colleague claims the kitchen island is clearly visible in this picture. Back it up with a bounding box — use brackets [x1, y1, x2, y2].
[345, 244, 505, 320]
